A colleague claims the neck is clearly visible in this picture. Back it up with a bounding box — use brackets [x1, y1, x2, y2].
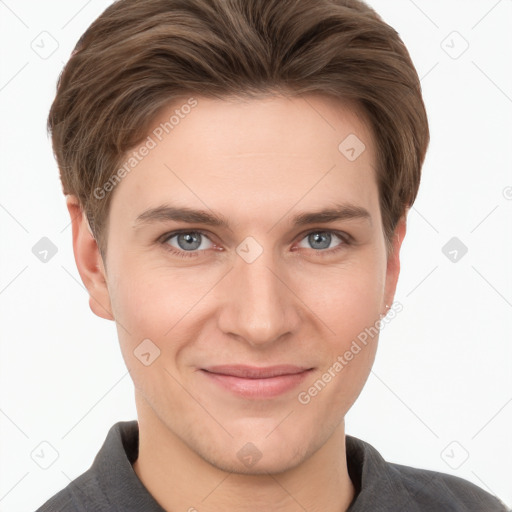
[132, 399, 355, 512]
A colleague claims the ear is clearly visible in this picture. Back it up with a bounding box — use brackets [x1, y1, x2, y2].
[382, 213, 407, 312]
[66, 195, 114, 321]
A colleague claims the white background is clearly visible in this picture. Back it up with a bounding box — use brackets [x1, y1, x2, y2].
[0, 0, 511, 510]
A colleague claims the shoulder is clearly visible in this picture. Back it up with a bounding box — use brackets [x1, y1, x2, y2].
[33, 421, 139, 512]
[34, 470, 101, 511]
[33, 455, 121, 511]
[387, 461, 510, 511]
[346, 435, 510, 511]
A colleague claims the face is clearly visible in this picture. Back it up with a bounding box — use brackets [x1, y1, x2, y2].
[73, 93, 404, 474]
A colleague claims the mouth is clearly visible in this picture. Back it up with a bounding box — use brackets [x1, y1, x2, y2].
[200, 365, 314, 399]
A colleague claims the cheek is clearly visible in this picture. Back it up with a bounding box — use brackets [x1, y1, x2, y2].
[296, 269, 383, 422]
[295, 250, 386, 408]
[106, 258, 226, 378]
[108, 259, 207, 330]
[107, 266, 197, 402]
[297, 252, 386, 332]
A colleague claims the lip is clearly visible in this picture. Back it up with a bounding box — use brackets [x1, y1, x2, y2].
[200, 365, 314, 399]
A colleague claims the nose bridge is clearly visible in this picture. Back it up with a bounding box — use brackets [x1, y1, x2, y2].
[218, 243, 298, 346]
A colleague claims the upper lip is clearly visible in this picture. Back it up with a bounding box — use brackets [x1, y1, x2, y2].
[202, 365, 312, 379]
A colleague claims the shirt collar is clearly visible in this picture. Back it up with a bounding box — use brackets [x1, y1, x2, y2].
[87, 420, 165, 511]
[346, 435, 424, 511]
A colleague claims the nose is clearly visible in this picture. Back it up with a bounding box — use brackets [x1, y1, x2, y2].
[216, 246, 301, 348]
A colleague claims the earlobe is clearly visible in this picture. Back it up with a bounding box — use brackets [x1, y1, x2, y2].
[66, 195, 114, 321]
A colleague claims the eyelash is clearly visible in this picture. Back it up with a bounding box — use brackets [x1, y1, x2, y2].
[158, 229, 352, 259]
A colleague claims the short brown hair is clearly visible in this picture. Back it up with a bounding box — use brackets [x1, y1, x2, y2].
[48, 0, 429, 258]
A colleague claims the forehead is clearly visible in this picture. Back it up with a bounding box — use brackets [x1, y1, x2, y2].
[109, 93, 379, 227]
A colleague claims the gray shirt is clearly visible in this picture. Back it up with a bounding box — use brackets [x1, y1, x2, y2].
[35, 420, 510, 511]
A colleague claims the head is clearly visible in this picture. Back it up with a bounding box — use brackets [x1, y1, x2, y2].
[50, 0, 428, 474]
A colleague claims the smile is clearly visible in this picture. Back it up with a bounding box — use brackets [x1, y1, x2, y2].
[200, 365, 314, 399]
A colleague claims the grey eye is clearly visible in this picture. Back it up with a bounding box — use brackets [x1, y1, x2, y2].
[308, 232, 332, 250]
[297, 231, 345, 251]
[166, 232, 213, 251]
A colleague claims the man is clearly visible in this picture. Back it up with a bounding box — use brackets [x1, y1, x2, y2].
[36, 0, 509, 510]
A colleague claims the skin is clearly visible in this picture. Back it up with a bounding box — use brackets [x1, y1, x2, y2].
[68, 93, 406, 512]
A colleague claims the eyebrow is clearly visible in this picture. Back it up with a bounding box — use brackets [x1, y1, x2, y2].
[133, 202, 372, 230]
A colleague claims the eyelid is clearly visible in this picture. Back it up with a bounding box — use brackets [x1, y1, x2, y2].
[159, 228, 215, 243]
[295, 228, 352, 244]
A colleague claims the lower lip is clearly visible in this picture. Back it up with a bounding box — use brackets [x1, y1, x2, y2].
[201, 369, 313, 399]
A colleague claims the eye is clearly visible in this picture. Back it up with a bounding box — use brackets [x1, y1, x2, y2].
[159, 228, 350, 259]
[164, 231, 214, 253]
[296, 230, 348, 251]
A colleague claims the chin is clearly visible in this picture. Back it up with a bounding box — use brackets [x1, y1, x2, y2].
[203, 442, 311, 476]
[186, 422, 319, 476]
